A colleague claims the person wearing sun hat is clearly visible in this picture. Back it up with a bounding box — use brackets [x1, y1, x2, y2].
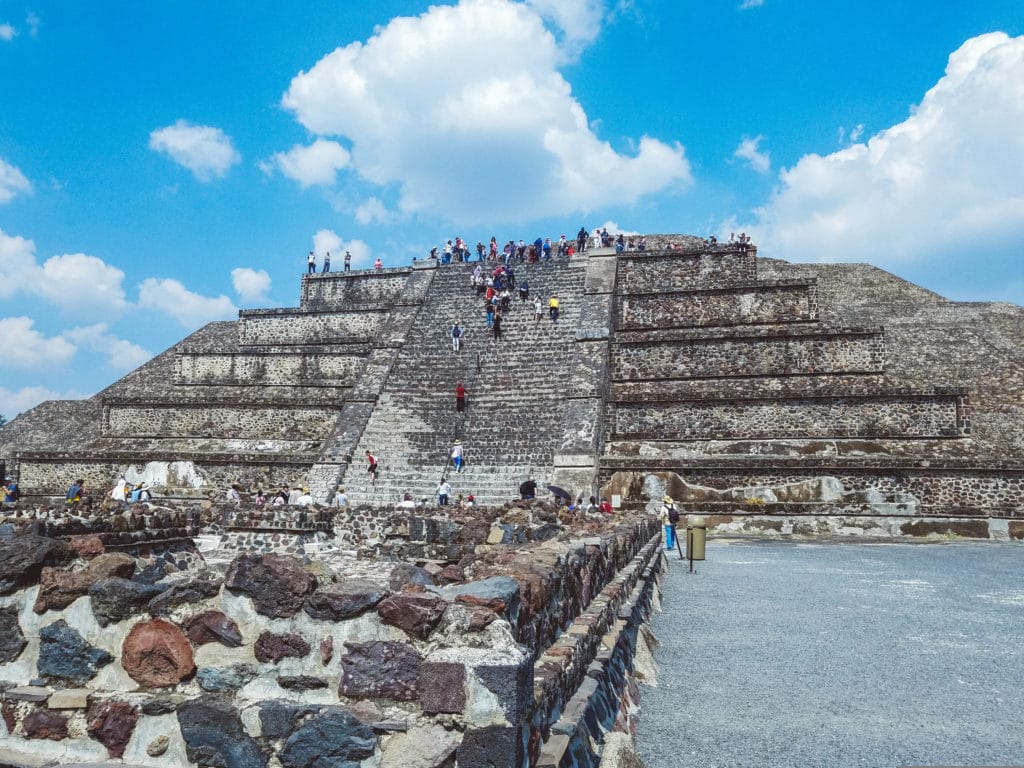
[660, 495, 680, 550]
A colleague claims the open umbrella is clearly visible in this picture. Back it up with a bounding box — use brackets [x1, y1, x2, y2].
[547, 484, 572, 501]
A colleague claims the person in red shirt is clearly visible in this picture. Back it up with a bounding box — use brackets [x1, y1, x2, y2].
[599, 497, 613, 514]
[456, 382, 467, 412]
[365, 450, 378, 487]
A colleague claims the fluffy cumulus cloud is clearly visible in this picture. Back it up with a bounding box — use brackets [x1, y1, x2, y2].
[137, 278, 237, 327]
[0, 317, 76, 368]
[149, 120, 241, 182]
[0, 158, 32, 203]
[63, 323, 151, 371]
[355, 196, 393, 225]
[733, 135, 770, 174]
[266, 139, 350, 188]
[0, 386, 86, 421]
[312, 229, 371, 267]
[0, 23, 15, 40]
[231, 267, 272, 302]
[744, 32, 1024, 266]
[0, 229, 128, 320]
[281, 0, 690, 225]
[525, 0, 604, 53]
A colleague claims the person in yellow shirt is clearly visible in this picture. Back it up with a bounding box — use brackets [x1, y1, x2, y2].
[548, 294, 560, 321]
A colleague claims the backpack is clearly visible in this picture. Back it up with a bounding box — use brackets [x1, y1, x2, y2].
[668, 506, 680, 525]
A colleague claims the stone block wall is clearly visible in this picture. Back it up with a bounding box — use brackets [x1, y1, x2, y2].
[611, 330, 884, 380]
[175, 350, 366, 387]
[102, 404, 337, 440]
[238, 309, 386, 346]
[613, 394, 965, 440]
[300, 268, 414, 310]
[617, 250, 757, 293]
[617, 280, 818, 330]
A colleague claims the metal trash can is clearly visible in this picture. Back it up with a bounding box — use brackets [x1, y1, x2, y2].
[686, 515, 706, 563]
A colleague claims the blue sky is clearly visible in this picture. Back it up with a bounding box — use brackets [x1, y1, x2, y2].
[1, 0, 1022, 418]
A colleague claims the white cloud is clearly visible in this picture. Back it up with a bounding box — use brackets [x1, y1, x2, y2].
[733, 135, 770, 174]
[0, 158, 32, 203]
[0, 229, 128, 320]
[849, 124, 864, 143]
[63, 323, 151, 371]
[312, 229, 372, 267]
[35, 253, 129, 318]
[738, 0, 764, 8]
[525, 0, 604, 53]
[25, 11, 39, 37]
[231, 267, 272, 302]
[0, 23, 15, 41]
[268, 139, 350, 188]
[137, 278, 238, 327]
[149, 120, 241, 182]
[0, 317, 76, 368]
[281, 0, 690, 225]
[743, 32, 1024, 266]
[355, 196, 394, 225]
[0, 386, 86, 421]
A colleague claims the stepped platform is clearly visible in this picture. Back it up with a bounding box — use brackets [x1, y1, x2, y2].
[3, 236, 1024, 520]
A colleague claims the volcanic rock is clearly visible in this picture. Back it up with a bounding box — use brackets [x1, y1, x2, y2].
[122, 618, 195, 687]
[280, 708, 376, 768]
[259, 701, 318, 741]
[87, 700, 139, 758]
[418, 662, 466, 714]
[185, 610, 243, 647]
[197, 663, 258, 692]
[89, 577, 165, 626]
[37, 619, 113, 683]
[340, 641, 422, 701]
[304, 579, 387, 621]
[0, 606, 27, 662]
[22, 709, 68, 740]
[177, 697, 267, 768]
[388, 563, 434, 592]
[33, 552, 136, 614]
[277, 675, 329, 691]
[147, 573, 222, 615]
[254, 631, 310, 664]
[0, 534, 73, 595]
[224, 553, 317, 618]
[376, 592, 447, 640]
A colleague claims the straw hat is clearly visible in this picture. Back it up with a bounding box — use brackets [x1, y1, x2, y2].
[664, 495, 673, 504]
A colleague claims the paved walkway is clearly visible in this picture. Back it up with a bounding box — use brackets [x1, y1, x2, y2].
[635, 540, 1024, 768]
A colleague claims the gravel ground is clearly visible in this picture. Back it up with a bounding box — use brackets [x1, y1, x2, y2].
[635, 540, 1024, 768]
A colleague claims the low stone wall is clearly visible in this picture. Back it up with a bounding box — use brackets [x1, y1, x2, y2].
[614, 394, 964, 440]
[238, 308, 386, 346]
[0, 510, 663, 768]
[611, 330, 884, 380]
[174, 350, 366, 387]
[102, 404, 337, 440]
[617, 250, 757, 293]
[300, 269, 413, 310]
[617, 280, 818, 330]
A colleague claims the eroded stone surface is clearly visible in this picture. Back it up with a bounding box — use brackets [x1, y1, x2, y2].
[87, 700, 139, 758]
[377, 592, 447, 640]
[418, 662, 466, 714]
[379, 724, 460, 768]
[280, 708, 376, 768]
[341, 641, 422, 701]
[277, 675, 328, 691]
[122, 618, 195, 687]
[89, 577, 165, 626]
[304, 579, 387, 621]
[259, 701, 318, 741]
[178, 697, 268, 768]
[147, 573, 222, 615]
[0, 535, 73, 595]
[38, 619, 113, 683]
[0, 606, 27, 662]
[34, 552, 136, 614]
[254, 631, 310, 664]
[23, 708, 69, 740]
[197, 663, 258, 692]
[185, 610, 242, 647]
[224, 553, 317, 618]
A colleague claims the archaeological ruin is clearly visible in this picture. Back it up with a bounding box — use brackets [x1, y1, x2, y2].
[1, 236, 1023, 766]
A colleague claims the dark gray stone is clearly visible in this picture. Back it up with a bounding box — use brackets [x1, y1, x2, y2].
[133, 563, 168, 585]
[304, 580, 387, 621]
[387, 563, 434, 592]
[88, 577, 165, 627]
[277, 675, 329, 691]
[196, 663, 258, 692]
[476, 655, 534, 723]
[418, 662, 466, 714]
[259, 701, 317, 741]
[0, 606, 26, 663]
[185, 610, 243, 647]
[340, 641, 422, 701]
[280, 708, 376, 768]
[141, 697, 178, 716]
[254, 631, 310, 664]
[433, 576, 522, 626]
[224, 554, 317, 618]
[177, 697, 267, 768]
[37, 619, 113, 684]
[456, 724, 525, 768]
[0, 534, 73, 595]
[147, 573, 222, 615]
